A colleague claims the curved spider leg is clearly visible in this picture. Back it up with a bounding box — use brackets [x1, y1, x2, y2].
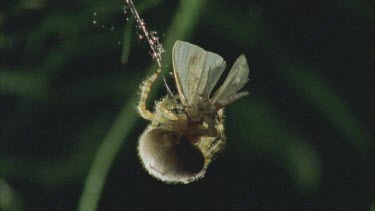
[203, 109, 226, 165]
[204, 138, 225, 166]
[137, 68, 166, 123]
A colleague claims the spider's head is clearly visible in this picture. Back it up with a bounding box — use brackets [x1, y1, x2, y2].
[155, 96, 187, 122]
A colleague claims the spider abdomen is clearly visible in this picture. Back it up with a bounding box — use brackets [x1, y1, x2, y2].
[138, 127, 205, 183]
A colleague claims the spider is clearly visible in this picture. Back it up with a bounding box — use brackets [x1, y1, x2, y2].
[137, 40, 249, 184]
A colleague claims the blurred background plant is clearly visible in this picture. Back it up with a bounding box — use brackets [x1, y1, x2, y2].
[0, 0, 373, 210]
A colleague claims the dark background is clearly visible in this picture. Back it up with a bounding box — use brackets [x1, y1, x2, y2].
[0, 0, 373, 210]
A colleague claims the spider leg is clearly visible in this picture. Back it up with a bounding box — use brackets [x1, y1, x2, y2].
[204, 138, 225, 166]
[203, 109, 226, 165]
[137, 68, 162, 122]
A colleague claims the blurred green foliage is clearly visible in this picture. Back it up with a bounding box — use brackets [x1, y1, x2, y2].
[0, 0, 373, 210]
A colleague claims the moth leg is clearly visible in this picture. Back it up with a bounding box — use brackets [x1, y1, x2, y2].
[137, 68, 162, 121]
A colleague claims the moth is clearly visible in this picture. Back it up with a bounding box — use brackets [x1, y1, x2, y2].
[137, 40, 250, 184]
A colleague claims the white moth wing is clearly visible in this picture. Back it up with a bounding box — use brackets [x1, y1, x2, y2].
[172, 41, 226, 106]
[201, 52, 226, 97]
[172, 41, 206, 105]
[212, 54, 249, 104]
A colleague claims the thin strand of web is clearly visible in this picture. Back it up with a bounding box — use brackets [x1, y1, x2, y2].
[125, 0, 174, 97]
[125, 0, 164, 67]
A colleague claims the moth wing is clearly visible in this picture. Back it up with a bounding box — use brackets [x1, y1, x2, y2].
[172, 41, 226, 105]
[212, 54, 249, 105]
[202, 52, 227, 98]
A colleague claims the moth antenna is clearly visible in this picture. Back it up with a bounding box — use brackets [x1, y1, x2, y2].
[163, 75, 175, 99]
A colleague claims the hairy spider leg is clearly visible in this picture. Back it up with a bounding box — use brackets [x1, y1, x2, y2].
[197, 109, 226, 165]
[138, 68, 184, 124]
[137, 69, 164, 121]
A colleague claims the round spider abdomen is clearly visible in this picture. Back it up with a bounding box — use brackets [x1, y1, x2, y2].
[138, 127, 205, 183]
